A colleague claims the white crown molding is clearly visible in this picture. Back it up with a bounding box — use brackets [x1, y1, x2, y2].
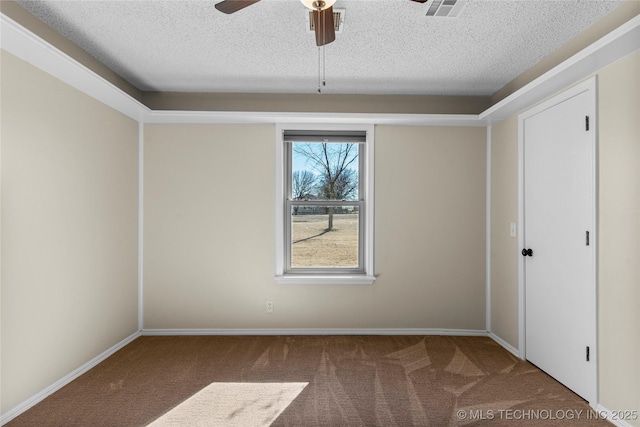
[0, 331, 141, 426]
[481, 15, 640, 124]
[0, 12, 481, 127]
[143, 110, 483, 127]
[2, 11, 638, 125]
[0, 13, 148, 122]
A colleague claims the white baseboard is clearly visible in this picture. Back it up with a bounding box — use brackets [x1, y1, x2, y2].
[141, 328, 489, 336]
[488, 332, 522, 359]
[596, 404, 638, 427]
[0, 331, 141, 426]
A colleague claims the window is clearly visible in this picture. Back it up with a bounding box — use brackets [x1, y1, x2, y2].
[275, 124, 375, 285]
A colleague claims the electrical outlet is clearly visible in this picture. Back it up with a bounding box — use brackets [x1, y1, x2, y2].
[266, 301, 274, 314]
[510, 222, 517, 237]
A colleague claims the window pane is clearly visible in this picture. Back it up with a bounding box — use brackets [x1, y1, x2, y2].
[291, 206, 359, 268]
[292, 142, 359, 201]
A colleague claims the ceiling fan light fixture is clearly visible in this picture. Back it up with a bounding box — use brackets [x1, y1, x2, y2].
[300, 0, 336, 11]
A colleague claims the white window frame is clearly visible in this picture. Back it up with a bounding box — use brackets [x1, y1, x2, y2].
[275, 123, 375, 285]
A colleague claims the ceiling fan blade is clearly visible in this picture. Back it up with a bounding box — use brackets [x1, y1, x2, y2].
[410, 0, 428, 2]
[313, 6, 336, 47]
[215, 0, 260, 14]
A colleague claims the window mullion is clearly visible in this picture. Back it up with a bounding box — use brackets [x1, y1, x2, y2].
[288, 200, 361, 207]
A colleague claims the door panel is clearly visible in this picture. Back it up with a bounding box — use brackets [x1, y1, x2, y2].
[523, 89, 595, 402]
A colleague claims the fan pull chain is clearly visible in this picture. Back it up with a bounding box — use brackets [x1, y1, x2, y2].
[323, 46, 326, 88]
[322, 6, 327, 90]
[315, 4, 328, 94]
[317, 47, 326, 94]
[318, 47, 322, 93]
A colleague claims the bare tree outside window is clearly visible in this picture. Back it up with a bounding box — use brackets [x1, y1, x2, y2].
[291, 170, 316, 215]
[318, 168, 358, 201]
[293, 142, 358, 231]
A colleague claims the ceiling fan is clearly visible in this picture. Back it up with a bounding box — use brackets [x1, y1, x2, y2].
[215, 0, 429, 47]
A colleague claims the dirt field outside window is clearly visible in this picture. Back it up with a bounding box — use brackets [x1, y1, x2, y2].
[291, 213, 359, 268]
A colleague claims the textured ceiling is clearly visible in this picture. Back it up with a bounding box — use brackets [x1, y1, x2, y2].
[16, 0, 623, 96]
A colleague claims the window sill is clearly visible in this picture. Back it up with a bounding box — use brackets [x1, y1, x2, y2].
[274, 275, 376, 285]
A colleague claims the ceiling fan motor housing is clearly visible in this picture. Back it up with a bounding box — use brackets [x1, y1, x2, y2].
[300, 0, 336, 11]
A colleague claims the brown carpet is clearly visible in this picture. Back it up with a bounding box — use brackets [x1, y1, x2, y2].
[7, 335, 611, 426]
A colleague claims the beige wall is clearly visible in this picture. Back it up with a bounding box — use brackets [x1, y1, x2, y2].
[143, 124, 486, 330]
[143, 124, 275, 329]
[142, 92, 491, 115]
[374, 126, 486, 329]
[0, 51, 139, 413]
[489, 51, 640, 422]
[489, 116, 519, 348]
[597, 50, 639, 424]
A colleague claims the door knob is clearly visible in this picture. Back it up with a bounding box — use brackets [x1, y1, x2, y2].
[522, 248, 533, 257]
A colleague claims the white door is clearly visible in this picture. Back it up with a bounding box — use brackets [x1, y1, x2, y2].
[521, 82, 596, 403]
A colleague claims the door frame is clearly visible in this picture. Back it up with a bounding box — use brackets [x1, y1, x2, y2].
[517, 76, 598, 406]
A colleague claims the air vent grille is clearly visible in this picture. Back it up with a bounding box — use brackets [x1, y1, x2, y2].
[426, 0, 467, 17]
[307, 9, 345, 33]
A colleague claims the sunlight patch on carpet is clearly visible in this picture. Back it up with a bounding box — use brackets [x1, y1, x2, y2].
[147, 382, 308, 427]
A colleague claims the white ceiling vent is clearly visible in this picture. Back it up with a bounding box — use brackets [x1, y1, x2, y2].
[425, 0, 468, 18]
[307, 9, 345, 33]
